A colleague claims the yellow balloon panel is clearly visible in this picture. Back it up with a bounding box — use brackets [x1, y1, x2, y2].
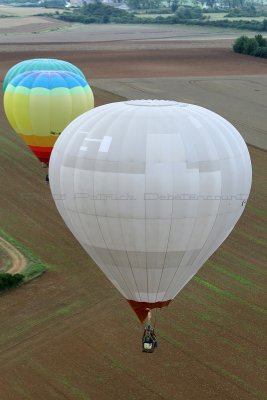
[29, 93, 51, 136]
[19, 133, 58, 147]
[4, 92, 19, 133]
[5, 88, 94, 137]
[71, 91, 94, 120]
[4, 70, 94, 164]
[49, 93, 73, 135]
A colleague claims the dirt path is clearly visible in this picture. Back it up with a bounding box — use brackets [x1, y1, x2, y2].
[0, 237, 27, 274]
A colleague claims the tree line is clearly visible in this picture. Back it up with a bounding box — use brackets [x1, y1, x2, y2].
[124, 0, 265, 10]
[55, 1, 267, 31]
[233, 34, 267, 57]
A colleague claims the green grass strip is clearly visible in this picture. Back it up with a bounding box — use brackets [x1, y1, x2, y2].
[250, 223, 267, 233]
[156, 327, 184, 348]
[238, 231, 267, 248]
[160, 328, 266, 400]
[218, 248, 263, 273]
[61, 377, 91, 400]
[158, 319, 266, 396]
[0, 227, 51, 280]
[29, 359, 91, 400]
[193, 276, 267, 317]
[208, 261, 258, 289]
[246, 203, 267, 218]
[159, 327, 265, 399]
[206, 362, 266, 399]
[0, 300, 86, 344]
[219, 337, 267, 367]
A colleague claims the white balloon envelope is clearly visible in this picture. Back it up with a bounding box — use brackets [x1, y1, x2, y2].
[49, 100, 252, 322]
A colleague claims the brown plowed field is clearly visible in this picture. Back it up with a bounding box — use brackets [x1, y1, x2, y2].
[0, 17, 68, 34]
[1, 47, 267, 80]
[0, 34, 266, 400]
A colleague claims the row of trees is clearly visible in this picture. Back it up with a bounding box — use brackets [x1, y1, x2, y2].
[126, 0, 266, 10]
[59, 2, 134, 22]
[233, 34, 267, 57]
[57, 1, 267, 30]
[87, 0, 267, 10]
[126, 0, 176, 9]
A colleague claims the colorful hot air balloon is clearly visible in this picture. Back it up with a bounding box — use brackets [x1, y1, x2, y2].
[4, 70, 94, 165]
[2, 58, 86, 93]
[49, 100, 252, 323]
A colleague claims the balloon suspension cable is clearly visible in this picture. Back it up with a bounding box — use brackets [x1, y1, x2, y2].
[144, 308, 158, 328]
[153, 308, 159, 330]
[147, 308, 152, 323]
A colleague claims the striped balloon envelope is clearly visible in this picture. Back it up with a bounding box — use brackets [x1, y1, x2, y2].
[4, 70, 94, 165]
[2, 58, 86, 93]
[49, 100, 252, 323]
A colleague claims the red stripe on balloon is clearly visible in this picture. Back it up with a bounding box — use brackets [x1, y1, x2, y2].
[28, 145, 53, 165]
[127, 299, 171, 323]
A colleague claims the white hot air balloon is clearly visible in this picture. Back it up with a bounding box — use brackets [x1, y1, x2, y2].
[49, 100, 252, 323]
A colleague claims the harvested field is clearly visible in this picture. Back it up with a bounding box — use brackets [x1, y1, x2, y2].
[0, 5, 64, 16]
[91, 75, 267, 150]
[1, 47, 267, 80]
[0, 20, 265, 45]
[0, 29, 266, 400]
[0, 17, 69, 35]
[0, 45, 266, 148]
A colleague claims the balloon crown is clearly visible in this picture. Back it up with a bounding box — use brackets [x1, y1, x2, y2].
[125, 99, 187, 107]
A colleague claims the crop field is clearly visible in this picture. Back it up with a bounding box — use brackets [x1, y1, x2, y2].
[0, 5, 69, 35]
[139, 11, 267, 22]
[0, 5, 64, 16]
[0, 27, 266, 400]
[205, 12, 267, 21]
[0, 16, 263, 45]
[0, 18, 69, 35]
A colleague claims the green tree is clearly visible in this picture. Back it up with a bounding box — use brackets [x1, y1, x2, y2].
[126, 0, 163, 9]
[176, 5, 187, 18]
[142, 0, 163, 8]
[43, 0, 65, 8]
[176, 5, 202, 19]
[171, 0, 179, 12]
[126, 0, 140, 8]
[255, 34, 267, 47]
[167, 0, 177, 8]
[103, 15, 109, 23]
[254, 46, 267, 58]
[244, 37, 259, 55]
[0, 273, 23, 291]
[233, 35, 249, 53]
